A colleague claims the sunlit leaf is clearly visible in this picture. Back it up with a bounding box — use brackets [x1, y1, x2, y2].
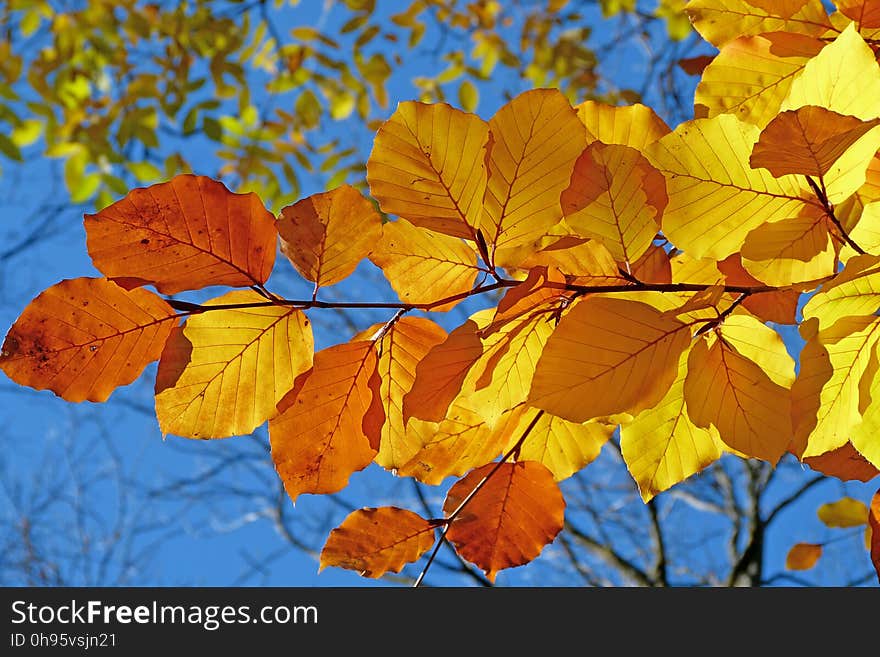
[740, 211, 835, 286]
[84, 175, 277, 294]
[154, 290, 313, 439]
[717, 254, 800, 324]
[369, 218, 479, 311]
[270, 341, 383, 502]
[621, 348, 723, 501]
[686, 0, 831, 47]
[576, 100, 671, 149]
[483, 89, 586, 251]
[319, 507, 436, 577]
[367, 101, 488, 240]
[803, 442, 880, 481]
[444, 460, 564, 582]
[646, 114, 811, 259]
[0, 278, 175, 403]
[870, 489, 880, 583]
[277, 184, 382, 288]
[529, 297, 690, 422]
[802, 254, 880, 329]
[562, 142, 667, 263]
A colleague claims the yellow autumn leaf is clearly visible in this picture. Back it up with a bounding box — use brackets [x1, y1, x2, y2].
[368, 218, 479, 311]
[517, 236, 626, 287]
[508, 410, 614, 481]
[398, 399, 523, 485]
[562, 142, 667, 264]
[851, 337, 880, 468]
[717, 314, 796, 387]
[782, 24, 880, 122]
[646, 113, 812, 259]
[802, 254, 880, 329]
[835, 1, 880, 31]
[749, 106, 880, 178]
[817, 497, 869, 527]
[740, 211, 836, 286]
[786, 542, 823, 570]
[354, 317, 447, 472]
[686, 0, 832, 48]
[694, 32, 823, 128]
[684, 332, 792, 463]
[849, 201, 880, 255]
[366, 101, 488, 240]
[528, 296, 691, 422]
[575, 100, 671, 149]
[277, 184, 383, 288]
[717, 254, 800, 324]
[483, 89, 586, 251]
[154, 289, 313, 439]
[671, 252, 725, 284]
[621, 348, 723, 502]
[791, 315, 880, 458]
[269, 340, 383, 502]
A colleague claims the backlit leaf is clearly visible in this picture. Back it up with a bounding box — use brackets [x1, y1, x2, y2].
[791, 316, 880, 458]
[319, 507, 436, 578]
[576, 100, 671, 149]
[686, 0, 832, 47]
[740, 211, 835, 286]
[694, 32, 823, 128]
[802, 254, 880, 329]
[517, 237, 625, 287]
[402, 310, 491, 424]
[84, 175, 277, 294]
[0, 277, 175, 403]
[369, 218, 479, 311]
[684, 332, 792, 463]
[646, 114, 811, 259]
[621, 348, 723, 501]
[398, 400, 522, 485]
[803, 442, 880, 481]
[367, 101, 488, 240]
[270, 341, 383, 502]
[355, 317, 446, 471]
[836, 0, 880, 29]
[817, 497, 869, 527]
[510, 411, 614, 481]
[562, 142, 667, 263]
[870, 489, 880, 583]
[717, 254, 800, 324]
[529, 297, 691, 422]
[277, 184, 382, 288]
[785, 542, 822, 570]
[750, 106, 880, 177]
[154, 290, 313, 439]
[483, 89, 586, 251]
[444, 460, 564, 582]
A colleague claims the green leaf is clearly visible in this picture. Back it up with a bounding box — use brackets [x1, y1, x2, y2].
[203, 116, 223, 141]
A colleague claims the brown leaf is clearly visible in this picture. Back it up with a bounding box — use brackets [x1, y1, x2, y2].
[269, 341, 383, 502]
[277, 185, 382, 288]
[0, 277, 175, 402]
[84, 175, 277, 294]
[803, 442, 880, 482]
[444, 460, 564, 582]
[320, 507, 436, 578]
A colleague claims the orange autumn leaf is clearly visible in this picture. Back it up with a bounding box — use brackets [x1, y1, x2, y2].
[517, 237, 625, 287]
[444, 460, 564, 582]
[402, 310, 489, 424]
[319, 507, 436, 578]
[354, 317, 447, 471]
[717, 254, 800, 324]
[0, 277, 176, 403]
[483, 89, 586, 250]
[154, 289, 314, 439]
[368, 218, 479, 311]
[630, 244, 672, 284]
[367, 101, 488, 240]
[277, 184, 382, 288]
[750, 107, 880, 178]
[686, 0, 831, 48]
[269, 341, 383, 502]
[803, 442, 880, 482]
[84, 174, 276, 294]
[785, 542, 823, 571]
[836, 0, 880, 29]
[870, 488, 880, 583]
[562, 142, 667, 264]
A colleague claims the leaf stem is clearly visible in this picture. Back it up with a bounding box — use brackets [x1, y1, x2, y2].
[806, 175, 866, 255]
